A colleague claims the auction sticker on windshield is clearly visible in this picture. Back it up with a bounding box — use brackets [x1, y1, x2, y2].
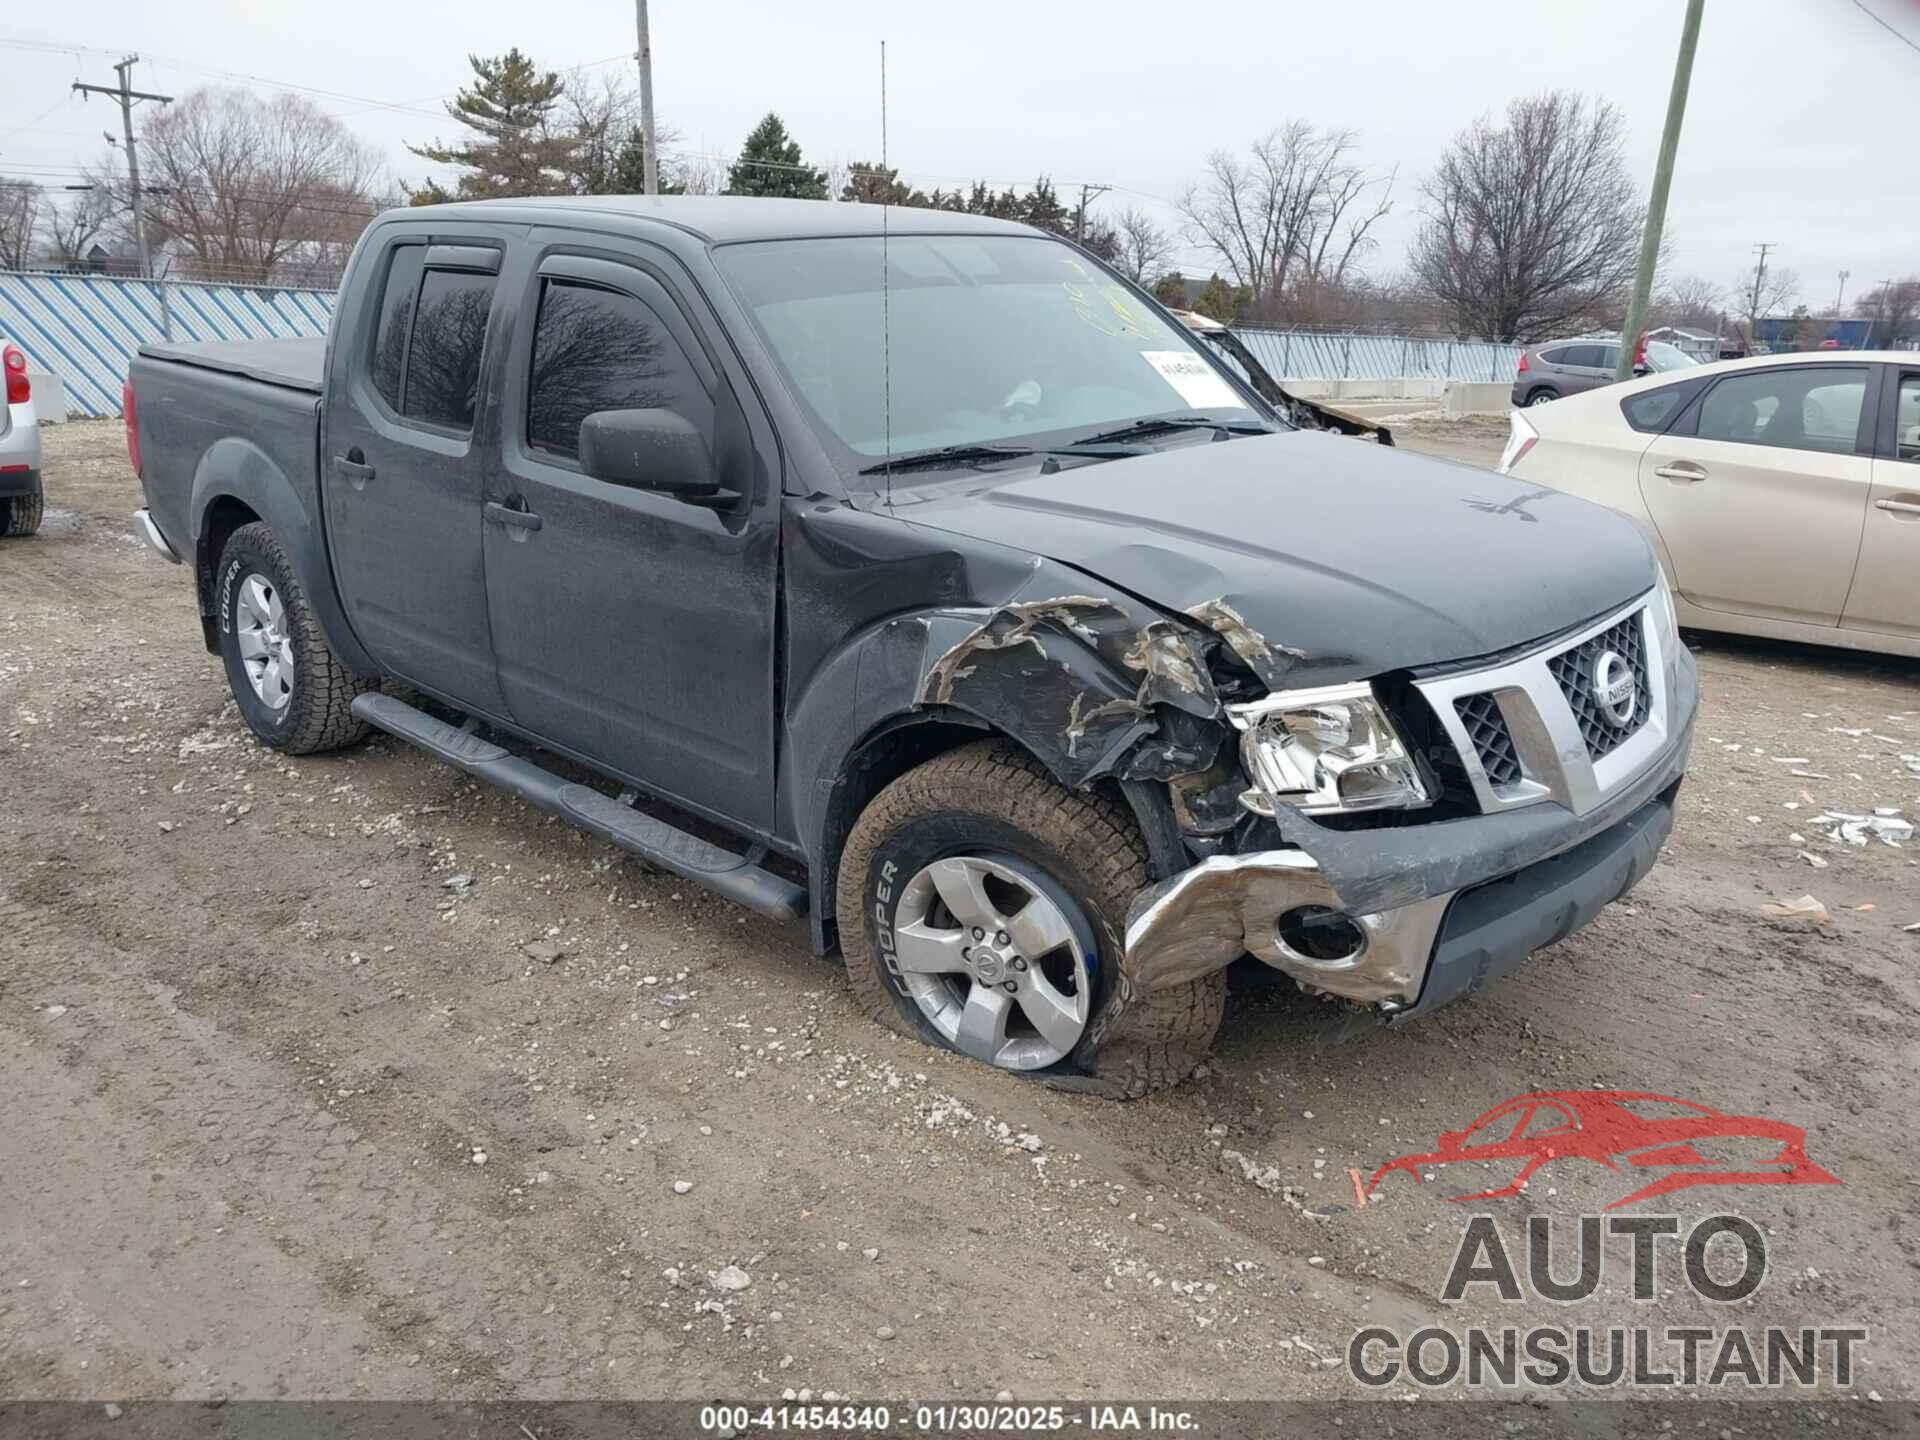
[1140, 349, 1246, 410]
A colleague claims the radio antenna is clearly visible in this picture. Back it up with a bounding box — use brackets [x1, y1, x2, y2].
[880, 38, 893, 508]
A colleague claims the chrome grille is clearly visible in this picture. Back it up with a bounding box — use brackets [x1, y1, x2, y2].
[1546, 613, 1649, 760]
[1453, 693, 1522, 787]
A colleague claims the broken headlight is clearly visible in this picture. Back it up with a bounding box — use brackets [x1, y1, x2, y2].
[1228, 683, 1430, 818]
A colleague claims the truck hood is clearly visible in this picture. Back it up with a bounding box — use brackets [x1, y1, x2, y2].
[900, 430, 1657, 686]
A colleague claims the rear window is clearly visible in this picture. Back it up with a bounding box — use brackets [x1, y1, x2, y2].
[1620, 382, 1695, 433]
[364, 244, 499, 433]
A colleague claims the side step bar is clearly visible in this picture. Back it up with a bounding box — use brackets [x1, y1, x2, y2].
[352, 693, 806, 922]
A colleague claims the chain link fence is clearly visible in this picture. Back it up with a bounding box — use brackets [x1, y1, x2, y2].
[1234, 327, 1523, 384]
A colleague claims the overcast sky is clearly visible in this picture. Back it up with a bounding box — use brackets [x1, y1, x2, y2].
[2, 0, 1915, 310]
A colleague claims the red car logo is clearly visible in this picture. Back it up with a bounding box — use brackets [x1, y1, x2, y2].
[1368, 1090, 1840, 1211]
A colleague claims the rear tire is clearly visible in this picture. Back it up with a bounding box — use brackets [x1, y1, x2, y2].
[835, 740, 1225, 1099]
[215, 521, 371, 754]
[1, 492, 43, 536]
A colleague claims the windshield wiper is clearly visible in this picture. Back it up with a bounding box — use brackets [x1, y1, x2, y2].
[1071, 415, 1272, 447]
[857, 439, 1147, 476]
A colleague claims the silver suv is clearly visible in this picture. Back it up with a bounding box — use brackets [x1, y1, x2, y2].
[0, 335, 44, 537]
[1512, 338, 1696, 408]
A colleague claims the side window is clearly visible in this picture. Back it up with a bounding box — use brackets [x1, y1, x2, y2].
[403, 270, 497, 431]
[1696, 366, 1868, 455]
[1894, 376, 1920, 462]
[526, 278, 715, 460]
[1538, 347, 1569, 367]
[1596, 345, 1620, 372]
[1562, 344, 1601, 369]
[1621, 383, 1692, 433]
[369, 245, 425, 411]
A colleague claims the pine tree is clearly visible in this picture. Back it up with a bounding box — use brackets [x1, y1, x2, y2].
[1194, 274, 1239, 323]
[839, 161, 922, 206]
[725, 114, 828, 200]
[407, 50, 575, 202]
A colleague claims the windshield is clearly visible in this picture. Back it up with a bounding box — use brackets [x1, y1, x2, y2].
[714, 235, 1265, 474]
[1644, 341, 1698, 371]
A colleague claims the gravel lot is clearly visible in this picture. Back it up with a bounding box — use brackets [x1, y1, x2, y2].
[2, 419, 1917, 1414]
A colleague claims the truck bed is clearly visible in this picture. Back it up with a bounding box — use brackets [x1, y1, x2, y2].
[130, 342, 323, 576]
[139, 337, 325, 394]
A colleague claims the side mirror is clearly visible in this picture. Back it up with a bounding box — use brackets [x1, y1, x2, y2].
[578, 408, 726, 503]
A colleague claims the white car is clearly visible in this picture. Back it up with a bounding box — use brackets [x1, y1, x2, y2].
[1500, 350, 1920, 658]
[0, 335, 43, 537]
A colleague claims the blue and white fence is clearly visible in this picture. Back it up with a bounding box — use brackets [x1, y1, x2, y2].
[0, 269, 1522, 420]
[0, 271, 337, 418]
[1236, 328, 1522, 384]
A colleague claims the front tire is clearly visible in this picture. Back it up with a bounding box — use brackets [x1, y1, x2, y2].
[1524, 388, 1558, 407]
[216, 521, 371, 754]
[835, 740, 1225, 1099]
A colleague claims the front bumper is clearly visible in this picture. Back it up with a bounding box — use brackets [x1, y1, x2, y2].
[1124, 632, 1696, 1014]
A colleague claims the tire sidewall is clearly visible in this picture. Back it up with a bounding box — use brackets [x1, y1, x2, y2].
[858, 809, 1115, 1075]
[217, 535, 299, 746]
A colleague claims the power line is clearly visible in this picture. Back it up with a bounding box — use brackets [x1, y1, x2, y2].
[72, 55, 171, 278]
[1849, 0, 1920, 55]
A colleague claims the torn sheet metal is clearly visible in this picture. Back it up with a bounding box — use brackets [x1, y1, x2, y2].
[917, 588, 1231, 789]
[1182, 598, 1305, 689]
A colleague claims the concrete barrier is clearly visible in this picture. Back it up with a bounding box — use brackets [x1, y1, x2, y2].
[26, 368, 68, 422]
[1442, 382, 1513, 418]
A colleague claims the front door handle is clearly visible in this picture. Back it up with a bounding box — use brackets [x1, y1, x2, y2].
[1653, 462, 1708, 483]
[1874, 497, 1920, 516]
[332, 453, 376, 489]
[485, 500, 543, 533]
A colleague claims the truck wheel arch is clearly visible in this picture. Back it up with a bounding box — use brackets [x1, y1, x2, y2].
[805, 709, 1187, 957]
[188, 438, 378, 677]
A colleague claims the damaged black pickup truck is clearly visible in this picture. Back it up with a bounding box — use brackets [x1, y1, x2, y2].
[129, 196, 1696, 1098]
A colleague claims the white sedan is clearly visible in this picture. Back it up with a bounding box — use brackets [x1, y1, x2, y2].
[1500, 350, 1920, 658]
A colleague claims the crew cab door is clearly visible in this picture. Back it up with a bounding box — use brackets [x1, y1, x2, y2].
[480, 242, 780, 831]
[1842, 366, 1920, 640]
[1636, 363, 1875, 626]
[323, 231, 508, 710]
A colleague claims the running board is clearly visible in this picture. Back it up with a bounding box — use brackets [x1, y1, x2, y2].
[352, 693, 806, 922]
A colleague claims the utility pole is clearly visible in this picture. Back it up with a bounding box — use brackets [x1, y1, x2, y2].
[633, 0, 659, 195]
[1746, 242, 1776, 352]
[1072, 182, 1110, 246]
[1835, 269, 1850, 314]
[73, 56, 171, 278]
[1616, 0, 1704, 381]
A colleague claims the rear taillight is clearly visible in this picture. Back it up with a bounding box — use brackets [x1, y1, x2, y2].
[1497, 411, 1539, 476]
[3, 344, 28, 405]
[123, 377, 142, 478]
[1515, 352, 1530, 374]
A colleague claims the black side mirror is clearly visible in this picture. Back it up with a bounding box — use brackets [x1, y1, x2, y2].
[578, 408, 728, 504]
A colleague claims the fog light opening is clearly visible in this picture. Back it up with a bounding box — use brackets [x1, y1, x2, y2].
[1273, 905, 1369, 966]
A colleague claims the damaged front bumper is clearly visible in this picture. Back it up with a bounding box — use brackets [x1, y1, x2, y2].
[1124, 635, 1697, 1016]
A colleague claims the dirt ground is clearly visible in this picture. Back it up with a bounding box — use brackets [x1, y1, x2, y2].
[2, 420, 1917, 1417]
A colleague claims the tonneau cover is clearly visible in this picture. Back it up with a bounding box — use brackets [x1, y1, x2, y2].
[140, 337, 325, 394]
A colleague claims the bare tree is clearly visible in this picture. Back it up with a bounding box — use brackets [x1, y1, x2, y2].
[1108, 206, 1174, 285]
[1178, 122, 1393, 309]
[0, 178, 43, 269]
[1854, 276, 1920, 346]
[141, 87, 384, 284]
[560, 68, 683, 194]
[37, 161, 130, 268]
[1409, 92, 1645, 341]
[1650, 273, 1723, 333]
[1732, 264, 1799, 350]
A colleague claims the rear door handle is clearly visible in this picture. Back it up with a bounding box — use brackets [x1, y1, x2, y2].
[1875, 497, 1920, 515]
[332, 454, 375, 489]
[485, 500, 543, 533]
[1653, 462, 1708, 483]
